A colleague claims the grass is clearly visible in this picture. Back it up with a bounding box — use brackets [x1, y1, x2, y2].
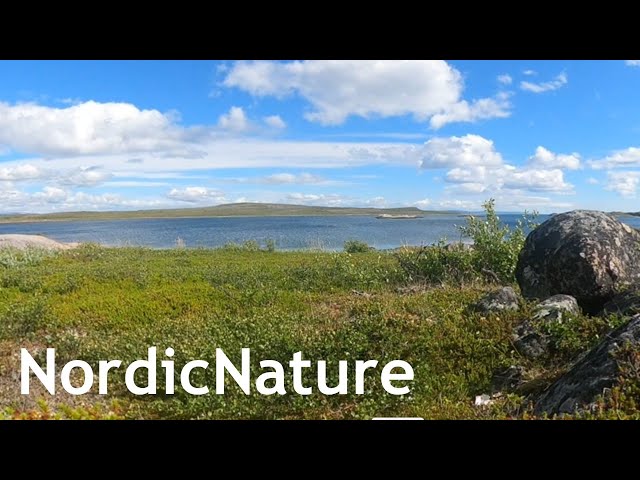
[0, 243, 636, 420]
[0, 202, 455, 224]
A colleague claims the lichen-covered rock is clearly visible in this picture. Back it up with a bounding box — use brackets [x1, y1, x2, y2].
[512, 295, 580, 359]
[474, 286, 520, 313]
[534, 314, 640, 416]
[515, 211, 640, 313]
[513, 322, 549, 359]
[601, 288, 640, 318]
[532, 294, 580, 322]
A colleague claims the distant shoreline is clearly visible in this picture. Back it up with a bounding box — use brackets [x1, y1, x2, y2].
[0, 202, 456, 224]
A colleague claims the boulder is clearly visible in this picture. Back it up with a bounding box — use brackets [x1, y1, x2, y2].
[601, 288, 640, 318]
[532, 294, 580, 322]
[534, 314, 640, 416]
[512, 295, 580, 359]
[515, 211, 640, 313]
[474, 286, 520, 313]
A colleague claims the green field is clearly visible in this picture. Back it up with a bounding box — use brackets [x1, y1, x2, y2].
[0, 202, 449, 224]
[0, 241, 634, 420]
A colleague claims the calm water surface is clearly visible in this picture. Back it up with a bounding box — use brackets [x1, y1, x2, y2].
[1, 214, 639, 251]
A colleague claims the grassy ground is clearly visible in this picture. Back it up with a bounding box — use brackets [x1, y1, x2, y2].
[0, 245, 635, 419]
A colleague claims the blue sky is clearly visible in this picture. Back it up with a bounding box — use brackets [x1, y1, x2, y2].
[0, 60, 639, 213]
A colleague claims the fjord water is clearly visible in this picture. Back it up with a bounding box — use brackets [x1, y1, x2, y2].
[1, 214, 639, 250]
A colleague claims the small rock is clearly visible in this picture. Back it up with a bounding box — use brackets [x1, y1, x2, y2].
[534, 314, 640, 416]
[475, 286, 520, 313]
[513, 321, 550, 359]
[474, 394, 493, 407]
[491, 365, 525, 392]
[532, 294, 580, 323]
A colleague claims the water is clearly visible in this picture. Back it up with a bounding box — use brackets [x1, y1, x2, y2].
[1, 214, 639, 251]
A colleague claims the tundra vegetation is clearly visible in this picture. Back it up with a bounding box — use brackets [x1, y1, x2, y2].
[1, 199, 638, 419]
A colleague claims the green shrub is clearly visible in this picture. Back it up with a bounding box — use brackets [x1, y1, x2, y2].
[396, 199, 538, 285]
[459, 199, 537, 284]
[344, 240, 373, 253]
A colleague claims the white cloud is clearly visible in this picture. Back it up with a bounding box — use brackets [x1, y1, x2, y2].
[263, 115, 286, 129]
[605, 171, 640, 197]
[502, 168, 573, 193]
[260, 173, 330, 185]
[497, 74, 513, 85]
[523, 70, 537, 76]
[33, 186, 67, 203]
[589, 147, 640, 170]
[445, 182, 488, 195]
[527, 146, 581, 170]
[167, 187, 227, 204]
[60, 167, 112, 186]
[586, 177, 599, 185]
[0, 100, 184, 156]
[217, 106, 250, 133]
[626, 60, 640, 67]
[520, 73, 568, 93]
[0, 164, 43, 181]
[223, 60, 511, 128]
[285, 192, 346, 206]
[429, 92, 512, 129]
[414, 198, 431, 208]
[418, 134, 503, 169]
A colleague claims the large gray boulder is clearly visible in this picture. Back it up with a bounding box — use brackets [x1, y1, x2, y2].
[534, 314, 640, 416]
[515, 211, 640, 313]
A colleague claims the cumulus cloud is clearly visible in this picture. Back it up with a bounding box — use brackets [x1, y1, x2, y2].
[605, 171, 640, 197]
[263, 115, 286, 129]
[167, 187, 227, 204]
[502, 168, 573, 192]
[527, 146, 581, 170]
[414, 198, 431, 208]
[0, 100, 184, 156]
[418, 134, 503, 169]
[589, 147, 640, 170]
[520, 73, 568, 93]
[223, 60, 511, 128]
[626, 60, 640, 67]
[0, 164, 44, 181]
[439, 141, 574, 195]
[523, 70, 537, 76]
[586, 177, 599, 185]
[497, 74, 513, 85]
[217, 106, 250, 133]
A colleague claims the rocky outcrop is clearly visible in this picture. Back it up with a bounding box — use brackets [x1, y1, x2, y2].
[534, 314, 640, 416]
[515, 211, 640, 313]
[601, 288, 640, 318]
[474, 286, 520, 313]
[0, 234, 77, 250]
[512, 295, 580, 359]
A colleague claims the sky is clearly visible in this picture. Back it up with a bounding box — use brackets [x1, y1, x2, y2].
[0, 59, 639, 214]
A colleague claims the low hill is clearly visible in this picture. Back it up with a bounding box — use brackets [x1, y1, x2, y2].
[0, 203, 453, 223]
